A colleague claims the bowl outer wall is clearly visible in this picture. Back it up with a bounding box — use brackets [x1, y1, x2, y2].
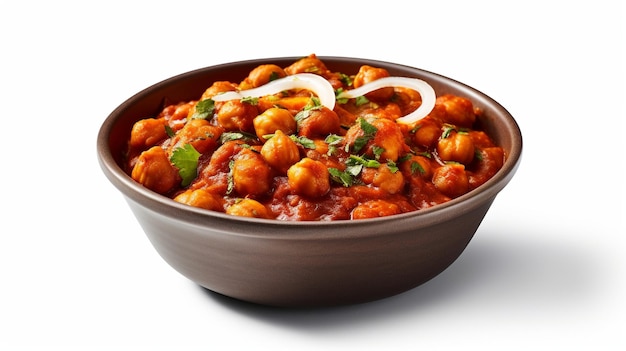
[97, 56, 522, 307]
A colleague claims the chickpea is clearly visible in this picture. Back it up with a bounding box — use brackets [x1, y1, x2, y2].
[129, 118, 167, 150]
[360, 164, 405, 194]
[284, 54, 329, 75]
[215, 99, 258, 133]
[469, 130, 497, 149]
[436, 94, 476, 127]
[226, 198, 271, 219]
[287, 158, 330, 198]
[167, 101, 195, 132]
[232, 149, 272, 197]
[297, 106, 341, 139]
[469, 147, 504, 189]
[437, 131, 475, 165]
[174, 189, 224, 212]
[344, 118, 406, 162]
[261, 130, 301, 174]
[351, 200, 402, 219]
[253, 107, 297, 141]
[200, 81, 238, 100]
[131, 146, 179, 194]
[353, 65, 394, 101]
[393, 87, 423, 117]
[400, 155, 433, 180]
[412, 117, 442, 148]
[169, 119, 223, 155]
[370, 118, 406, 162]
[432, 163, 469, 198]
[241, 64, 287, 89]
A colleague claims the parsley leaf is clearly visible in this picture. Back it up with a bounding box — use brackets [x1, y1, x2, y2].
[170, 144, 201, 187]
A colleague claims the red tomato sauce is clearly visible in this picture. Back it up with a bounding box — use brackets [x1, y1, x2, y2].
[125, 54, 504, 221]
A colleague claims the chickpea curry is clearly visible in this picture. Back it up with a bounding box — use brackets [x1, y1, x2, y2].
[125, 54, 505, 221]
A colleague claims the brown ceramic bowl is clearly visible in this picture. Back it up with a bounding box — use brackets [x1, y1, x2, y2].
[97, 56, 522, 307]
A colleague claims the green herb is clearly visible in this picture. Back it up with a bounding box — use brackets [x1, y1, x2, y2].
[191, 99, 215, 120]
[241, 96, 259, 105]
[219, 131, 258, 144]
[442, 124, 456, 139]
[308, 96, 322, 108]
[474, 149, 483, 161]
[338, 73, 353, 87]
[347, 154, 381, 169]
[409, 124, 422, 134]
[354, 95, 370, 107]
[328, 168, 354, 187]
[170, 144, 201, 187]
[418, 151, 432, 159]
[226, 159, 235, 195]
[325, 134, 343, 156]
[372, 146, 385, 160]
[164, 124, 175, 138]
[352, 118, 378, 153]
[290, 135, 316, 149]
[335, 88, 349, 104]
[387, 160, 399, 173]
[410, 161, 425, 175]
[269, 71, 280, 82]
[294, 109, 311, 123]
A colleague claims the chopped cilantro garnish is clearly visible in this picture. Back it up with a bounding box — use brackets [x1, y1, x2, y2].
[325, 134, 343, 156]
[338, 73, 353, 87]
[164, 124, 175, 138]
[442, 124, 456, 139]
[226, 159, 235, 195]
[335, 88, 349, 104]
[387, 160, 399, 173]
[352, 118, 378, 153]
[347, 154, 381, 169]
[328, 168, 353, 187]
[170, 144, 201, 187]
[474, 149, 483, 161]
[241, 96, 259, 105]
[290, 135, 316, 149]
[191, 99, 215, 120]
[372, 146, 385, 160]
[354, 95, 370, 107]
[268, 71, 280, 82]
[219, 131, 258, 144]
[410, 161, 425, 175]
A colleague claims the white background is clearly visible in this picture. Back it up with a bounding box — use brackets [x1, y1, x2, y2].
[1, 1, 624, 350]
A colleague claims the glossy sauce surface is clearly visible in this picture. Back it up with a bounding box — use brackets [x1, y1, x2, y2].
[125, 54, 504, 220]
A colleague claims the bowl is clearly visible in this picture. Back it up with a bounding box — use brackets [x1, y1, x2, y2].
[97, 56, 522, 307]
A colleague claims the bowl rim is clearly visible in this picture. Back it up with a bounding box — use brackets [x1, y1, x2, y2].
[97, 55, 522, 236]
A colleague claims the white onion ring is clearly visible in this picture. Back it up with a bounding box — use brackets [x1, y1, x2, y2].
[211, 73, 336, 110]
[337, 77, 436, 124]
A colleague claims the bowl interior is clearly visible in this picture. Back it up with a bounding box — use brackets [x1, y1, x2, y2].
[98, 56, 522, 229]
